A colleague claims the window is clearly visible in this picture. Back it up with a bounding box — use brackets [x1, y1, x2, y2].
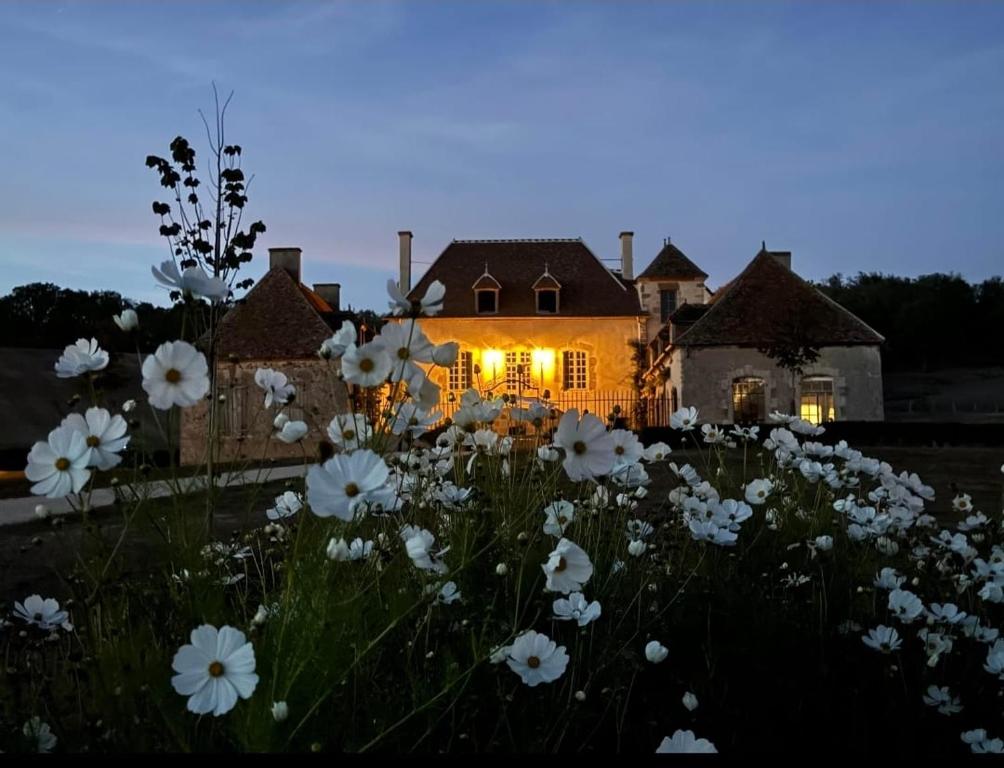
[536, 289, 558, 314]
[732, 377, 766, 423]
[476, 290, 498, 314]
[221, 382, 248, 437]
[505, 350, 532, 389]
[562, 350, 588, 390]
[659, 289, 678, 323]
[800, 377, 835, 425]
[449, 351, 473, 391]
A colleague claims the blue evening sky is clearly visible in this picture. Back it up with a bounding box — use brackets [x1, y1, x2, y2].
[1, 1, 1002, 310]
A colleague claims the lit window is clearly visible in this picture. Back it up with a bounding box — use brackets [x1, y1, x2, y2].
[562, 350, 588, 390]
[800, 377, 835, 425]
[449, 351, 473, 391]
[476, 289, 497, 314]
[505, 350, 533, 389]
[536, 289, 558, 314]
[732, 377, 765, 423]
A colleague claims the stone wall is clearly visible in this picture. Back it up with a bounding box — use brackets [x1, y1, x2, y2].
[635, 278, 707, 342]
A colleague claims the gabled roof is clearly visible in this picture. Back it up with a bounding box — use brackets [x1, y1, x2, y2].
[637, 241, 708, 281]
[472, 268, 502, 290]
[407, 239, 641, 317]
[531, 268, 561, 290]
[216, 267, 338, 359]
[673, 249, 884, 348]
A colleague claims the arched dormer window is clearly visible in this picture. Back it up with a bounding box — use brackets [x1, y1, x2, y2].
[532, 265, 561, 314]
[473, 263, 501, 314]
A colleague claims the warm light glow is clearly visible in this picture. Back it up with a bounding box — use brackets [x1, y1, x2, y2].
[481, 349, 504, 381]
[531, 348, 556, 382]
[800, 400, 835, 425]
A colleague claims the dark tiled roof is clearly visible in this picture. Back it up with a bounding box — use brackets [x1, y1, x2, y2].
[673, 250, 884, 347]
[637, 242, 708, 281]
[670, 303, 711, 325]
[408, 239, 641, 317]
[216, 268, 337, 359]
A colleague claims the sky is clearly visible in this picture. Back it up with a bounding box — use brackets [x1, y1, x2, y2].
[0, 0, 1002, 310]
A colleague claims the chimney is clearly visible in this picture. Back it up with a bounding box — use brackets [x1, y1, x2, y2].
[313, 283, 341, 311]
[398, 231, 413, 294]
[269, 247, 302, 283]
[619, 231, 634, 281]
[770, 251, 792, 271]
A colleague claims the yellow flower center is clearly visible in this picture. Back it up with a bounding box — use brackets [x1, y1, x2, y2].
[208, 661, 225, 678]
[345, 483, 360, 498]
[86, 435, 100, 447]
[397, 347, 409, 360]
[615, 446, 624, 455]
[359, 358, 375, 373]
[554, 556, 567, 573]
[55, 457, 71, 471]
[165, 368, 182, 384]
[343, 429, 356, 441]
[573, 441, 587, 455]
[527, 656, 541, 669]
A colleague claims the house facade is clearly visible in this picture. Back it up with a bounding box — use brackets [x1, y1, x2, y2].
[642, 246, 885, 425]
[180, 248, 354, 465]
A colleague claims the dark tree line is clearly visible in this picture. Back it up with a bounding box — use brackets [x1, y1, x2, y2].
[815, 272, 1004, 372]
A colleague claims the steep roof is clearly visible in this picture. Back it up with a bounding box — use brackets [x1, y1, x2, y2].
[216, 267, 337, 359]
[637, 241, 708, 281]
[673, 250, 884, 347]
[407, 239, 641, 317]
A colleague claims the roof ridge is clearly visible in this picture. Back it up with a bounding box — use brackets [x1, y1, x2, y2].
[452, 238, 582, 243]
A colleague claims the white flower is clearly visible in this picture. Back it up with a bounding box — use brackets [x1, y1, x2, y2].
[609, 428, 644, 467]
[537, 445, 560, 462]
[387, 277, 446, 316]
[113, 308, 139, 331]
[319, 320, 356, 359]
[553, 409, 615, 482]
[432, 341, 459, 367]
[406, 369, 442, 411]
[642, 441, 672, 462]
[62, 407, 130, 471]
[656, 730, 717, 753]
[276, 420, 309, 444]
[701, 423, 725, 444]
[25, 425, 91, 498]
[814, 535, 834, 552]
[341, 340, 393, 388]
[271, 701, 289, 722]
[506, 630, 569, 687]
[401, 525, 449, 574]
[888, 589, 924, 623]
[327, 537, 373, 562]
[437, 581, 461, 604]
[922, 685, 962, 715]
[307, 449, 393, 521]
[54, 338, 109, 378]
[645, 640, 669, 664]
[34, 504, 49, 519]
[874, 567, 905, 590]
[23, 717, 57, 753]
[670, 406, 699, 431]
[862, 625, 902, 653]
[495, 563, 509, 576]
[542, 538, 593, 593]
[327, 413, 372, 451]
[326, 537, 351, 561]
[627, 539, 647, 557]
[14, 595, 70, 631]
[744, 478, 774, 505]
[266, 491, 302, 521]
[682, 691, 699, 711]
[251, 604, 270, 627]
[254, 368, 295, 408]
[391, 402, 441, 437]
[552, 592, 601, 626]
[489, 645, 511, 665]
[542, 500, 575, 537]
[171, 624, 258, 716]
[152, 259, 229, 302]
[273, 412, 289, 430]
[122, 399, 136, 413]
[142, 341, 209, 409]
[379, 319, 435, 383]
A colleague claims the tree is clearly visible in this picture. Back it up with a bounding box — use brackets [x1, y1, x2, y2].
[758, 318, 821, 417]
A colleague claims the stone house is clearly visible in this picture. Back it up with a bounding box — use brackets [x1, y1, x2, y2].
[642, 246, 885, 424]
[180, 248, 354, 465]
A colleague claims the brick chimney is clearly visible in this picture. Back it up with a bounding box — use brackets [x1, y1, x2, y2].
[398, 231, 413, 294]
[269, 247, 302, 283]
[313, 283, 341, 311]
[619, 231, 634, 281]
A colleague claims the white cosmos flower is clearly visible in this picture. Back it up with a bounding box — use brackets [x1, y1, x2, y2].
[437, 581, 461, 604]
[888, 589, 924, 623]
[319, 320, 356, 359]
[406, 369, 442, 411]
[432, 341, 459, 367]
[627, 539, 647, 557]
[682, 692, 699, 711]
[341, 340, 393, 388]
[645, 640, 669, 663]
[141, 341, 209, 409]
[54, 338, 109, 378]
[701, 423, 725, 444]
[23, 717, 57, 753]
[326, 537, 373, 562]
[113, 308, 139, 331]
[923, 685, 962, 715]
[553, 409, 615, 482]
[254, 368, 295, 408]
[642, 441, 672, 462]
[537, 445, 560, 462]
[152, 259, 229, 303]
[814, 535, 834, 552]
[266, 491, 302, 521]
[400, 525, 449, 574]
[744, 478, 774, 505]
[609, 428, 643, 467]
[379, 319, 435, 382]
[506, 630, 569, 687]
[552, 592, 601, 626]
[874, 567, 905, 590]
[271, 701, 289, 722]
[327, 412, 372, 451]
[307, 449, 393, 521]
[61, 407, 130, 470]
[276, 420, 308, 444]
[25, 425, 91, 498]
[14, 595, 70, 631]
[670, 406, 699, 431]
[656, 730, 717, 754]
[391, 402, 441, 437]
[387, 277, 446, 316]
[542, 538, 593, 593]
[171, 624, 258, 716]
[542, 500, 575, 537]
[862, 625, 902, 653]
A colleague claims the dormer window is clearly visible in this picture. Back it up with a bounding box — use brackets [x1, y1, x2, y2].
[472, 264, 501, 315]
[532, 265, 561, 315]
